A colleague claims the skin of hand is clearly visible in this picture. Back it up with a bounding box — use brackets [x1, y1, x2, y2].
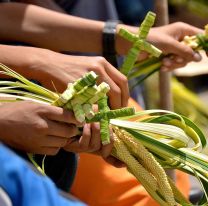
[116, 22, 206, 71]
[64, 123, 125, 168]
[2, 45, 129, 109]
[147, 22, 206, 71]
[0, 101, 80, 155]
[35, 51, 129, 109]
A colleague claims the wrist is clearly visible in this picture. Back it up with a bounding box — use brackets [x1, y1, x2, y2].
[102, 20, 120, 67]
[0, 45, 49, 79]
[23, 47, 54, 79]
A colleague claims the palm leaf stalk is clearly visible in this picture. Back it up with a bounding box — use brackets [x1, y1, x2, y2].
[1, 64, 208, 204]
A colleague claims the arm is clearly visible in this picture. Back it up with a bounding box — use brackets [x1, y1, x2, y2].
[0, 2, 205, 71]
[0, 2, 106, 53]
[0, 2, 140, 56]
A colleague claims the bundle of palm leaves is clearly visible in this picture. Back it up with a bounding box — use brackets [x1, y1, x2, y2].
[0, 63, 208, 205]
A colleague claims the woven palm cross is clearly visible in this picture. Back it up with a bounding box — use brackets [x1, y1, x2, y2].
[119, 12, 162, 76]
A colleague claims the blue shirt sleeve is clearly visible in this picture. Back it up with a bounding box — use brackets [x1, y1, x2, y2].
[0, 144, 86, 206]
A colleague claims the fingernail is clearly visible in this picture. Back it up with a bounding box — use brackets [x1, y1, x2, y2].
[175, 57, 184, 63]
[193, 52, 202, 62]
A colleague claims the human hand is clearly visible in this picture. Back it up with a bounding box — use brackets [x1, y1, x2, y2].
[30, 50, 129, 109]
[116, 22, 206, 71]
[63, 123, 125, 168]
[147, 22, 206, 71]
[0, 101, 80, 155]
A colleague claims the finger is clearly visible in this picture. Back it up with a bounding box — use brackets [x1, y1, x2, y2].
[88, 123, 101, 152]
[47, 120, 79, 138]
[44, 106, 81, 125]
[97, 70, 122, 109]
[162, 57, 187, 71]
[172, 54, 201, 64]
[101, 130, 114, 158]
[107, 82, 122, 109]
[63, 140, 81, 153]
[43, 135, 68, 148]
[79, 123, 91, 151]
[104, 61, 130, 107]
[104, 156, 126, 168]
[192, 52, 202, 62]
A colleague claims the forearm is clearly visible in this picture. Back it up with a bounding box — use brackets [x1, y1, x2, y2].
[0, 3, 133, 55]
[0, 3, 105, 53]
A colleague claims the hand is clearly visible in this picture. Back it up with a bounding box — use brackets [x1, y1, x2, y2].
[0, 101, 80, 155]
[64, 123, 125, 168]
[147, 22, 205, 71]
[29, 50, 129, 109]
[116, 22, 206, 71]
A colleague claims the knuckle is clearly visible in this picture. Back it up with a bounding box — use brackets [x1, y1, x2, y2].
[111, 86, 121, 97]
[121, 75, 128, 85]
[91, 64, 105, 77]
[95, 56, 106, 64]
[34, 104, 47, 113]
[91, 64, 102, 74]
[175, 22, 186, 28]
[91, 123, 100, 132]
[33, 120, 48, 134]
[184, 47, 192, 54]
